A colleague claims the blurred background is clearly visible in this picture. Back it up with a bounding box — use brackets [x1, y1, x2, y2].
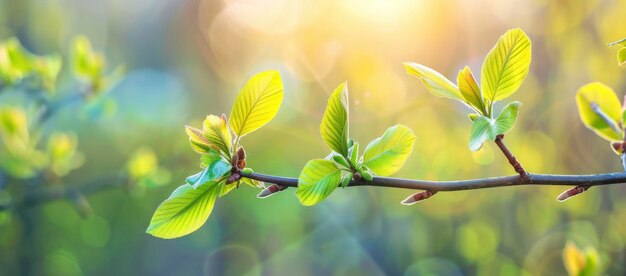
[0, 0, 625, 275]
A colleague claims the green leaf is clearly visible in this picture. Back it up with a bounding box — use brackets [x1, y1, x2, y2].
[229, 70, 283, 138]
[296, 159, 342, 206]
[468, 102, 521, 151]
[576, 82, 623, 141]
[481, 29, 532, 102]
[146, 181, 221, 239]
[202, 115, 232, 155]
[457, 66, 486, 114]
[362, 125, 416, 176]
[331, 155, 350, 168]
[185, 125, 215, 154]
[404, 62, 463, 101]
[618, 47, 626, 67]
[186, 158, 231, 189]
[72, 36, 104, 81]
[349, 142, 359, 167]
[240, 177, 264, 189]
[320, 82, 350, 156]
[340, 172, 352, 188]
[468, 113, 480, 121]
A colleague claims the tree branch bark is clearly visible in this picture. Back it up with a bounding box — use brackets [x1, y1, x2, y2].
[242, 171, 626, 192]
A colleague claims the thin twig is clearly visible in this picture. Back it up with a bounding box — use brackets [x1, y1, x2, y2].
[494, 134, 529, 180]
[0, 173, 127, 211]
[241, 171, 626, 192]
[590, 102, 622, 135]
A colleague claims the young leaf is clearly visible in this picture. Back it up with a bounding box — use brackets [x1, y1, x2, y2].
[185, 158, 231, 189]
[404, 62, 463, 101]
[457, 66, 486, 114]
[618, 47, 626, 67]
[229, 70, 283, 138]
[296, 159, 342, 206]
[185, 125, 215, 154]
[468, 102, 521, 151]
[349, 142, 359, 166]
[481, 29, 532, 102]
[146, 181, 221, 239]
[72, 36, 104, 81]
[320, 82, 350, 156]
[202, 115, 232, 155]
[576, 82, 623, 141]
[340, 172, 353, 188]
[331, 155, 350, 168]
[362, 125, 416, 176]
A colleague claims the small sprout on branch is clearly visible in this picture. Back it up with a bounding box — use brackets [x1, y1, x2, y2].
[147, 70, 283, 239]
[556, 185, 590, 202]
[257, 184, 287, 199]
[295, 82, 415, 206]
[401, 190, 437, 206]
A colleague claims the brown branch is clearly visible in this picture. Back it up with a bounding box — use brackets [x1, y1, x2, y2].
[243, 171, 626, 192]
[494, 134, 529, 180]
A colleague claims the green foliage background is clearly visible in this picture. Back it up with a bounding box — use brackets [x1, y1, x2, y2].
[1, 0, 626, 275]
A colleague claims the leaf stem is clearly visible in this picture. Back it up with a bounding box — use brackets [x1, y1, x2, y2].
[494, 134, 529, 181]
[590, 102, 622, 136]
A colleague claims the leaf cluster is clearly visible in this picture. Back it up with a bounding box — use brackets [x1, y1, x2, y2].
[404, 29, 532, 151]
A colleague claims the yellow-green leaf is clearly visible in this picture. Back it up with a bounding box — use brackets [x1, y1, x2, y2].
[576, 82, 623, 141]
[229, 70, 283, 138]
[618, 47, 626, 67]
[320, 82, 350, 156]
[296, 159, 342, 206]
[72, 36, 104, 81]
[202, 115, 232, 155]
[404, 62, 463, 101]
[185, 125, 215, 154]
[563, 242, 586, 276]
[457, 66, 486, 114]
[481, 28, 532, 102]
[363, 125, 416, 176]
[146, 181, 221, 239]
[468, 102, 521, 151]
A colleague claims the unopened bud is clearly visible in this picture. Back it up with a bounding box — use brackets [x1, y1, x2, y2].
[557, 185, 589, 202]
[401, 190, 436, 206]
[226, 173, 241, 184]
[236, 147, 246, 169]
[257, 184, 287, 198]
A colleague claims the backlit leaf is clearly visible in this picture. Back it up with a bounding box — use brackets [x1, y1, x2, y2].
[363, 125, 416, 176]
[618, 47, 626, 67]
[146, 181, 222, 239]
[202, 115, 232, 155]
[404, 62, 463, 101]
[457, 66, 486, 114]
[481, 29, 532, 102]
[186, 157, 231, 189]
[576, 82, 623, 141]
[185, 125, 215, 154]
[229, 70, 283, 137]
[296, 159, 342, 206]
[320, 82, 350, 156]
[468, 102, 521, 151]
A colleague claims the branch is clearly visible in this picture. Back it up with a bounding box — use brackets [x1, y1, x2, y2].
[494, 134, 529, 180]
[243, 171, 626, 196]
[0, 173, 127, 211]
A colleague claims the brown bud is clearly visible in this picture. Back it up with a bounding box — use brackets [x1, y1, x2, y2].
[401, 190, 436, 206]
[257, 184, 287, 198]
[236, 147, 246, 169]
[353, 173, 362, 182]
[557, 185, 589, 202]
[226, 173, 241, 184]
[612, 142, 624, 154]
